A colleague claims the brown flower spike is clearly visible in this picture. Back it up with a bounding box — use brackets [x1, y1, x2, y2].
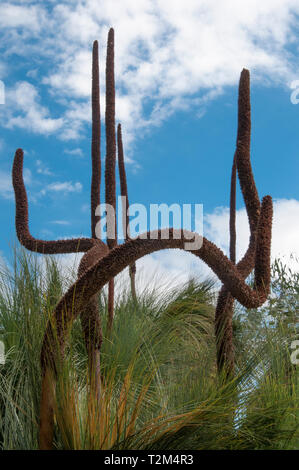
[105, 29, 118, 331]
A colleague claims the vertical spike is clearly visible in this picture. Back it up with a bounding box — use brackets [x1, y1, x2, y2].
[105, 28, 116, 330]
[105, 28, 117, 248]
[117, 124, 128, 238]
[91, 40, 101, 239]
[87, 40, 103, 400]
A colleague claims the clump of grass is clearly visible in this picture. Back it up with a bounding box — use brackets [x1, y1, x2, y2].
[0, 248, 297, 449]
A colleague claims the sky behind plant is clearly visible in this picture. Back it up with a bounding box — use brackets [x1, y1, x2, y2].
[1, 0, 299, 284]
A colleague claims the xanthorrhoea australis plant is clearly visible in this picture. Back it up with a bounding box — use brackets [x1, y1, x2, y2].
[38, 63, 272, 449]
[12, 26, 272, 449]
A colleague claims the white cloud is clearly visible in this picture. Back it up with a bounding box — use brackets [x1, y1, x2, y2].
[64, 148, 84, 157]
[0, 170, 13, 200]
[134, 248, 207, 294]
[50, 220, 70, 226]
[0, 2, 45, 32]
[37, 252, 81, 290]
[4, 82, 64, 134]
[131, 198, 299, 291]
[41, 181, 82, 195]
[23, 167, 32, 185]
[265, 199, 299, 270]
[36, 159, 53, 176]
[204, 198, 299, 273]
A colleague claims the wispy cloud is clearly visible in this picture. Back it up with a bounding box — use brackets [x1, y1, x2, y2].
[204, 198, 299, 274]
[133, 198, 299, 287]
[4, 82, 64, 135]
[36, 159, 53, 176]
[0, 2, 46, 32]
[50, 220, 70, 226]
[41, 181, 82, 196]
[64, 148, 84, 157]
[0, 170, 13, 200]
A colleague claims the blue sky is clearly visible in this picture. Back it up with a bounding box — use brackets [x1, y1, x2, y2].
[1, 0, 299, 283]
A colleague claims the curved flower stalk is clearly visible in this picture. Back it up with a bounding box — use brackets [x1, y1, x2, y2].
[12, 148, 97, 254]
[41, 202, 272, 373]
[215, 69, 261, 375]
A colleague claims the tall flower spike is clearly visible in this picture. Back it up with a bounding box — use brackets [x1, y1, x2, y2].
[105, 27, 117, 244]
[78, 40, 105, 399]
[91, 40, 101, 239]
[105, 28, 117, 330]
[117, 123, 137, 302]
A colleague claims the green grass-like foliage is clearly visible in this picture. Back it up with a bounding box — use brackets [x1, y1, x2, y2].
[0, 248, 297, 449]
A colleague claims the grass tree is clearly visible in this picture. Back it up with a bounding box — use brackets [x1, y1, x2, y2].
[11, 29, 273, 449]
